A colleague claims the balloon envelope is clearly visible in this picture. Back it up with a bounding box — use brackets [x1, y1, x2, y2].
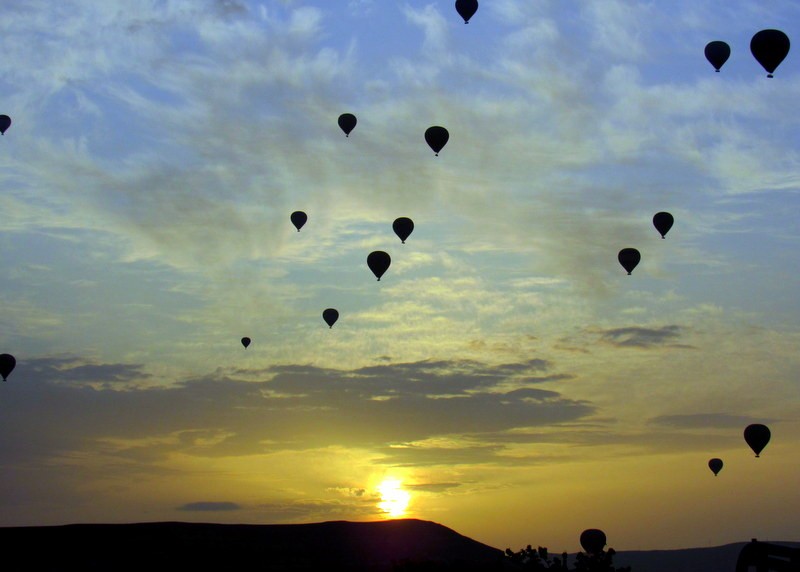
[744, 424, 771, 457]
[291, 211, 307, 232]
[750, 30, 790, 77]
[704, 41, 730, 71]
[338, 113, 357, 137]
[0, 353, 16, 381]
[367, 251, 391, 281]
[0, 115, 10, 135]
[653, 212, 674, 238]
[323, 308, 339, 328]
[425, 126, 449, 156]
[618, 248, 641, 275]
[393, 217, 414, 243]
[455, 0, 478, 23]
[241, 337, 251, 349]
[708, 458, 723, 476]
[580, 529, 606, 554]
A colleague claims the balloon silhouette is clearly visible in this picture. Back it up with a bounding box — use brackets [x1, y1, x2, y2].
[580, 529, 606, 555]
[704, 41, 730, 72]
[455, 0, 478, 24]
[338, 113, 357, 137]
[425, 126, 449, 156]
[0, 115, 11, 135]
[0, 353, 16, 381]
[367, 251, 391, 281]
[750, 30, 790, 77]
[618, 248, 641, 275]
[241, 337, 251, 349]
[323, 308, 339, 328]
[291, 211, 307, 232]
[653, 212, 674, 239]
[708, 458, 723, 476]
[393, 217, 414, 243]
[744, 424, 771, 457]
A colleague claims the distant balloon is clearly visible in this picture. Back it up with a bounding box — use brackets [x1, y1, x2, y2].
[580, 529, 606, 555]
[338, 113, 357, 137]
[393, 217, 414, 243]
[708, 458, 723, 476]
[455, 0, 478, 24]
[0, 353, 16, 381]
[618, 248, 641, 275]
[323, 308, 339, 328]
[653, 212, 674, 239]
[367, 251, 391, 281]
[425, 126, 449, 156]
[704, 41, 730, 72]
[241, 337, 251, 349]
[291, 211, 307, 232]
[750, 30, 790, 77]
[0, 115, 10, 135]
[744, 424, 771, 457]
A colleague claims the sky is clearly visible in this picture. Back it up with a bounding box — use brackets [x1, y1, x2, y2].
[0, 0, 799, 553]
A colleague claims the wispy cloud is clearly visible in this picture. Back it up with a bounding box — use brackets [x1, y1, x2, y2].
[597, 325, 690, 348]
[177, 501, 242, 511]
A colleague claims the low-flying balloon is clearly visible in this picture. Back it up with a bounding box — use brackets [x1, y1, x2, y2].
[241, 337, 251, 349]
[750, 29, 790, 77]
[653, 212, 674, 239]
[425, 126, 449, 156]
[618, 248, 641, 275]
[455, 0, 478, 24]
[291, 211, 307, 232]
[744, 424, 771, 457]
[708, 458, 723, 476]
[367, 251, 391, 281]
[338, 113, 357, 137]
[323, 308, 339, 328]
[704, 41, 730, 72]
[0, 115, 11, 135]
[0, 353, 16, 381]
[579, 529, 606, 555]
[393, 217, 414, 243]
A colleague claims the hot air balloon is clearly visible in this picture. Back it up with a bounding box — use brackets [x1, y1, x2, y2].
[704, 41, 730, 72]
[750, 30, 790, 77]
[291, 211, 307, 232]
[393, 217, 414, 243]
[367, 251, 391, 281]
[425, 126, 449, 156]
[744, 424, 771, 457]
[241, 337, 251, 349]
[618, 248, 640, 275]
[323, 308, 339, 328]
[653, 212, 674, 239]
[455, 0, 478, 24]
[0, 353, 16, 381]
[579, 529, 606, 555]
[0, 115, 11, 135]
[708, 458, 723, 476]
[338, 113, 357, 137]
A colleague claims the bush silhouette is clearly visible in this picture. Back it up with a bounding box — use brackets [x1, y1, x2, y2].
[504, 544, 631, 571]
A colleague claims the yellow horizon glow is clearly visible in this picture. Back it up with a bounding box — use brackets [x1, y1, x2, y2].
[377, 478, 411, 518]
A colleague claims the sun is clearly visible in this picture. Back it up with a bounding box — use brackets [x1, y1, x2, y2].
[377, 478, 410, 518]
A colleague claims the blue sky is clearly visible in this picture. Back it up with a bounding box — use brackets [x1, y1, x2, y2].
[0, 0, 798, 551]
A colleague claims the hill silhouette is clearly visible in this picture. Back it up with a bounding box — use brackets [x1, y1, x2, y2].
[3, 518, 798, 571]
[612, 541, 800, 572]
[0, 518, 505, 571]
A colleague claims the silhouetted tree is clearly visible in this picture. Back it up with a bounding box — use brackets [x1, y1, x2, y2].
[572, 547, 630, 572]
[504, 545, 567, 570]
[504, 545, 631, 571]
